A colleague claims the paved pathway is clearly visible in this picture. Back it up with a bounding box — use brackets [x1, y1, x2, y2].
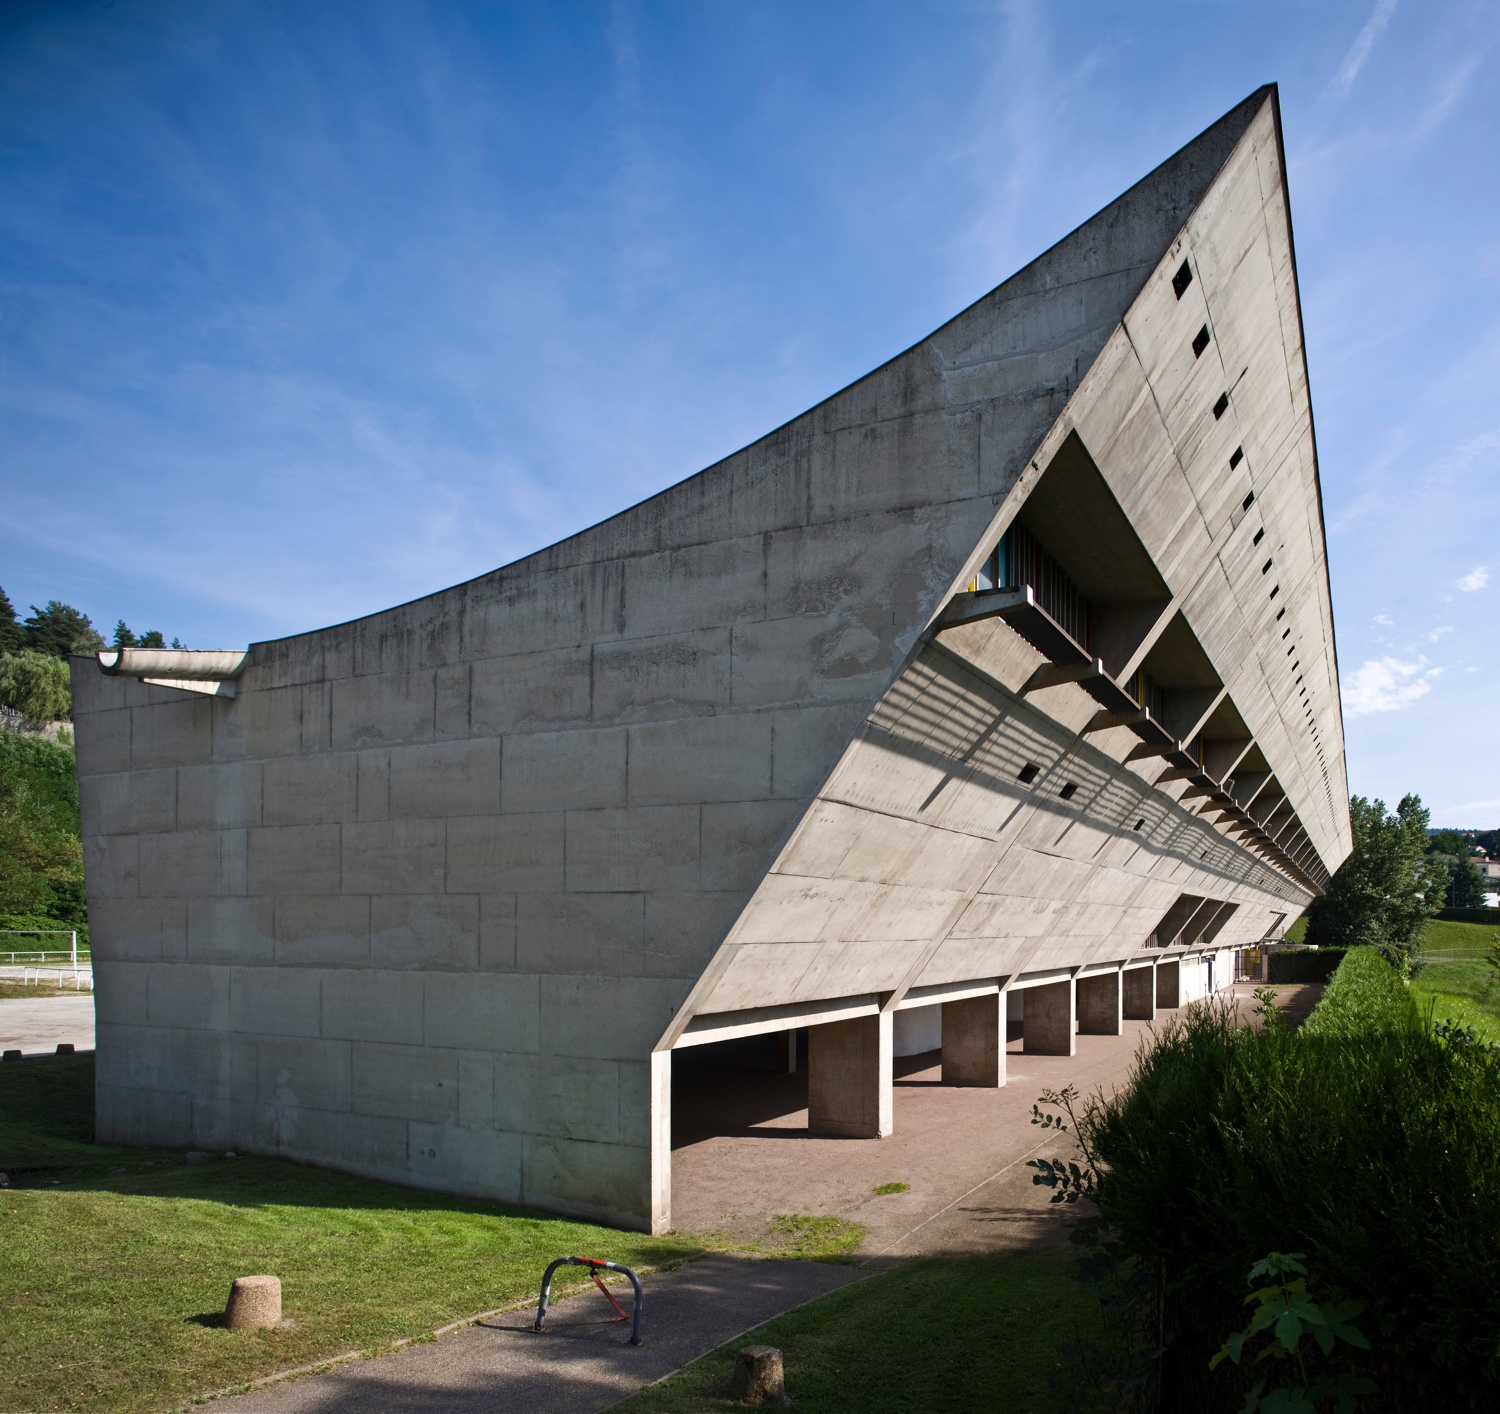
[0, 994, 95, 1055]
[212, 1255, 875, 1413]
[671, 1023, 1156, 1257]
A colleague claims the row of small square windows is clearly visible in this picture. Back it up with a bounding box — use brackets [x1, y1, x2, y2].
[1178, 253, 1332, 823]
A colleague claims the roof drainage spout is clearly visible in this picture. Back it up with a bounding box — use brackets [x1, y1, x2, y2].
[96, 648, 249, 698]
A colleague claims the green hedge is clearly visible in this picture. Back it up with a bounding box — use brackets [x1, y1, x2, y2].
[1080, 949, 1500, 1408]
[1299, 945, 1419, 1038]
[1265, 946, 1346, 984]
[1438, 906, 1500, 924]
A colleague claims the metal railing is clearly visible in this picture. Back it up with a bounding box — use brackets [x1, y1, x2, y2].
[17, 966, 94, 991]
[1, 930, 85, 968]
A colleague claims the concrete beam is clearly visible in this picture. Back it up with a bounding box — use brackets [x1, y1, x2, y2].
[940, 995, 1005, 1087]
[1077, 970, 1123, 1035]
[1023, 979, 1075, 1056]
[808, 1014, 892, 1138]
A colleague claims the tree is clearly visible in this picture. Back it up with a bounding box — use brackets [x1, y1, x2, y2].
[1305, 794, 1446, 974]
[112, 621, 166, 649]
[0, 650, 72, 722]
[0, 586, 23, 654]
[0, 731, 86, 934]
[1445, 855, 1488, 909]
[1428, 829, 1466, 859]
[23, 601, 104, 658]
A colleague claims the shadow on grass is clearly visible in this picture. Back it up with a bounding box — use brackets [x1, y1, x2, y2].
[0, 1053, 692, 1233]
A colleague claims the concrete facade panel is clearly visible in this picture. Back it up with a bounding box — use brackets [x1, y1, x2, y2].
[75, 90, 1345, 1235]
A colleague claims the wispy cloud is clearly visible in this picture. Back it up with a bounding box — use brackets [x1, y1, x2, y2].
[1459, 566, 1489, 591]
[1344, 656, 1441, 715]
[1374, 613, 1394, 626]
[1327, 0, 1399, 102]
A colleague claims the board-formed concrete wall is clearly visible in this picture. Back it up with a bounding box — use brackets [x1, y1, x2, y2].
[72, 85, 1348, 1232]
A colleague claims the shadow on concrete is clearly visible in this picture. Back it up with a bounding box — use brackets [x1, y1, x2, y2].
[212, 1254, 871, 1414]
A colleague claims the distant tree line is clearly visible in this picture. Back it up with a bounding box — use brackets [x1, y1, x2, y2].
[0, 585, 183, 724]
[1426, 828, 1493, 909]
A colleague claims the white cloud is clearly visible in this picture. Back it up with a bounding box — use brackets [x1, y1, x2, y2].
[1327, 0, 1400, 102]
[1344, 656, 1441, 716]
[1373, 613, 1394, 626]
[1459, 565, 1489, 591]
[1426, 624, 1454, 642]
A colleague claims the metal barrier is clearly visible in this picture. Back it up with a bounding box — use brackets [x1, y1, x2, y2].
[533, 1256, 643, 1345]
[21, 966, 93, 991]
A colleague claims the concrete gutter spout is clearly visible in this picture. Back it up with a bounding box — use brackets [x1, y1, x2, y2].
[97, 648, 249, 698]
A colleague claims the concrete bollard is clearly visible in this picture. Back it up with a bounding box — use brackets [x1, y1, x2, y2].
[56, 1043, 75, 1055]
[2, 1050, 21, 1062]
[225, 1275, 282, 1330]
[729, 1345, 788, 1405]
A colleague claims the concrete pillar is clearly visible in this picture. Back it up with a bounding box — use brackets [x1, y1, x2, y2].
[776, 1029, 799, 1073]
[940, 995, 1005, 1087]
[1156, 958, 1181, 1009]
[1077, 971, 1123, 1035]
[808, 1013, 892, 1138]
[1122, 965, 1156, 1021]
[650, 1049, 671, 1235]
[1023, 980, 1075, 1056]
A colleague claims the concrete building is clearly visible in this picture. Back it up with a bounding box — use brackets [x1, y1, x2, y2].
[72, 85, 1349, 1234]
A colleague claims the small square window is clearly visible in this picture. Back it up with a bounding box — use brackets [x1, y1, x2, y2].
[1213, 392, 1230, 420]
[1059, 781, 1078, 801]
[1192, 325, 1211, 358]
[1017, 762, 1040, 785]
[1172, 260, 1193, 298]
[1133, 817, 1145, 831]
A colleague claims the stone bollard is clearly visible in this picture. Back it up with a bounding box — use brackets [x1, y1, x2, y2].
[56, 1043, 75, 1055]
[729, 1345, 788, 1406]
[225, 1275, 282, 1330]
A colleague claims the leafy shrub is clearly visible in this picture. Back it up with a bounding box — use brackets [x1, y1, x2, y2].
[1071, 952, 1500, 1409]
[0, 650, 71, 722]
[1299, 947, 1418, 1039]
[0, 731, 85, 934]
[1265, 947, 1346, 985]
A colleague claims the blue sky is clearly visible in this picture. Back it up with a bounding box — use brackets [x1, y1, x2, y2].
[1, 1, 1496, 825]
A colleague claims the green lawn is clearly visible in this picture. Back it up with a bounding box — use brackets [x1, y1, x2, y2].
[614, 1252, 1092, 1414]
[1412, 918, 1500, 1041]
[0, 1055, 731, 1413]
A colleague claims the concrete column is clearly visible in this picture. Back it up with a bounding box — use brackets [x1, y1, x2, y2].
[649, 1049, 672, 1235]
[1122, 965, 1156, 1021]
[1077, 971, 1123, 1035]
[808, 1013, 893, 1138]
[1156, 958, 1181, 1009]
[776, 1029, 799, 1073]
[1023, 980, 1076, 1056]
[940, 995, 1005, 1087]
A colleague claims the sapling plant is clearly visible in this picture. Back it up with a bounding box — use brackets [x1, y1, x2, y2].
[1210, 1251, 1375, 1414]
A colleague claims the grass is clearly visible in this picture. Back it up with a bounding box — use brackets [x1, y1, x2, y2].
[872, 1181, 909, 1195]
[1412, 918, 1500, 1042]
[614, 1253, 1092, 1413]
[0, 1055, 863, 1414]
[0, 976, 91, 999]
